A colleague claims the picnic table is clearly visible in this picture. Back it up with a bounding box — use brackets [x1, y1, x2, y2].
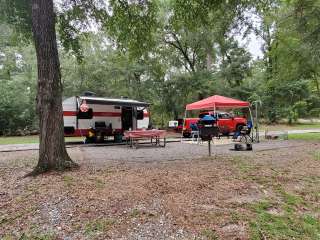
[124, 129, 167, 148]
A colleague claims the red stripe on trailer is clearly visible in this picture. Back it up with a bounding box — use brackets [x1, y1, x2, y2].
[64, 111, 149, 117]
[64, 129, 89, 137]
[63, 111, 77, 116]
[63, 111, 122, 117]
[65, 128, 124, 137]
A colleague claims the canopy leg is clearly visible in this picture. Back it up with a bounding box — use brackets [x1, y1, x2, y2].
[248, 107, 255, 142]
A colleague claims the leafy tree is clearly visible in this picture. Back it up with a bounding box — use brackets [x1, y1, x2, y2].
[0, 0, 159, 174]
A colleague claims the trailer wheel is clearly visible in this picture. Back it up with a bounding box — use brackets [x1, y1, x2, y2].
[96, 133, 105, 143]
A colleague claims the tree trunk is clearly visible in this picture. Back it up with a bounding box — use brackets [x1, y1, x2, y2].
[30, 0, 77, 174]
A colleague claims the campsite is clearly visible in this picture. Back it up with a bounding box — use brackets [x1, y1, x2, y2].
[1, 0, 320, 239]
[1, 138, 320, 239]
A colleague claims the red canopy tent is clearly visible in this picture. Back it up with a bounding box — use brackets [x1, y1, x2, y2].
[186, 95, 250, 111]
[182, 95, 252, 138]
[182, 95, 259, 143]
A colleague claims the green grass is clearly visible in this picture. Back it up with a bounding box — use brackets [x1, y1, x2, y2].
[200, 229, 219, 240]
[288, 132, 320, 140]
[62, 175, 75, 187]
[314, 151, 320, 161]
[84, 218, 115, 235]
[235, 152, 320, 240]
[2, 232, 56, 240]
[261, 123, 320, 131]
[249, 191, 320, 240]
[0, 135, 85, 145]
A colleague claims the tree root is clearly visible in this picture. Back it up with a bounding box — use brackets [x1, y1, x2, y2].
[24, 159, 79, 177]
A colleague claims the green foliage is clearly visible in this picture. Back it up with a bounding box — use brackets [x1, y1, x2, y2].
[106, 0, 159, 59]
[0, 0, 32, 42]
[1, 0, 320, 132]
[0, 44, 37, 135]
[219, 40, 252, 87]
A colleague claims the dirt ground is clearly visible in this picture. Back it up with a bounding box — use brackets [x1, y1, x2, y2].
[0, 140, 319, 240]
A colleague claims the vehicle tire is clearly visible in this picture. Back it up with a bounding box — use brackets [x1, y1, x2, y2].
[246, 144, 252, 151]
[234, 143, 243, 151]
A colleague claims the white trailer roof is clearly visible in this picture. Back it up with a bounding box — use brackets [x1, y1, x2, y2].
[79, 96, 149, 107]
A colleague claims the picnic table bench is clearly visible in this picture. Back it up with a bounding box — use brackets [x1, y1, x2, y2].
[124, 130, 167, 148]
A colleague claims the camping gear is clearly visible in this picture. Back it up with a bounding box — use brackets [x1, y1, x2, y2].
[234, 125, 253, 151]
[197, 115, 219, 156]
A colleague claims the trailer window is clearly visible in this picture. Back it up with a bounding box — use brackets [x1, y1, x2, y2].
[78, 108, 93, 119]
[137, 110, 144, 120]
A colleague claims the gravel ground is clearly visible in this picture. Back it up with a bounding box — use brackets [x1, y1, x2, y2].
[77, 140, 309, 167]
[0, 140, 319, 240]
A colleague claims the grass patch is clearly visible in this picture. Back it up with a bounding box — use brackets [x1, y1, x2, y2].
[2, 232, 56, 240]
[0, 136, 85, 145]
[130, 208, 141, 218]
[94, 178, 105, 189]
[249, 195, 320, 240]
[230, 156, 256, 174]
[261, 123, 320, 131]
[200, 229, 219, 240]
[84, 218, 115, 235]
[62, 175, 74, 187]
[288, 132, 320, 140]
[313, 151, 320, 161]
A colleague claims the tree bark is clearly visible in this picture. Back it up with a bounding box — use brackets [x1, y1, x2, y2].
[29, 0, 77, 175]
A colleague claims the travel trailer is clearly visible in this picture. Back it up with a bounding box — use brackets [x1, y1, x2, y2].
[62, 95, 150, 141]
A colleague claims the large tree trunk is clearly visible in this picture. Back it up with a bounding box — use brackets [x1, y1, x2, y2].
[30, 0, 77, 174]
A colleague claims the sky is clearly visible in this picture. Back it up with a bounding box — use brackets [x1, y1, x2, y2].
[237, 10, 265, 60]
[244, 33, 264, 59]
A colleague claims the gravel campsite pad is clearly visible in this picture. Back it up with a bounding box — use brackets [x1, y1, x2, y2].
[0, 140, 320, 239]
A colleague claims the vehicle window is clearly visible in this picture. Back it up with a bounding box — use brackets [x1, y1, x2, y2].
[219, 113, 231, 119]
[78, 108, 93, 119]
[199, 113, 208, 118]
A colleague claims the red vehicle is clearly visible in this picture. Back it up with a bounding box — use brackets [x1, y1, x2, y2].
[182, 112, 247, 137]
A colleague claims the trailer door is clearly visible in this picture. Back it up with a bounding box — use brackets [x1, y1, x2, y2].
[121, 106, 133, 130]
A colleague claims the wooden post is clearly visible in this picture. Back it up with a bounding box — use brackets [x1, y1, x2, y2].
[208, 140, 211, 156]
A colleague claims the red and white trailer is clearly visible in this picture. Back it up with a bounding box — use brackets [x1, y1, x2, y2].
[62, 96, 150, 140]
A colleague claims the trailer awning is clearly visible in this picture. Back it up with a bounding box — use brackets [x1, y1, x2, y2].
[186, 95, 249, 111]
[79, 96, 149, 107]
